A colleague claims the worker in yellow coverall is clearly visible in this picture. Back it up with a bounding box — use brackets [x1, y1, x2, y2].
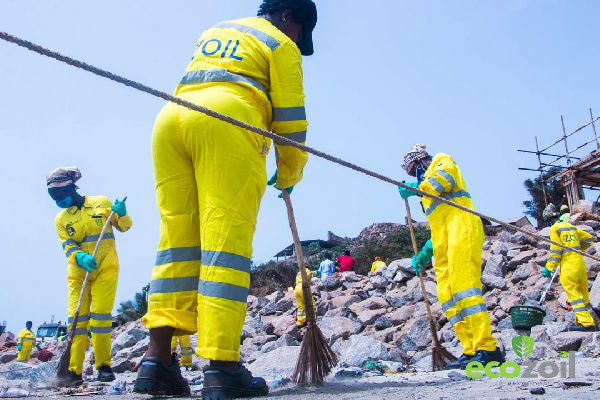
[16, 321, 38, 362]
[47, 167, 132, 386]
[171, 335, 194, 369]
[400, 144, 503, 369]
[134, 1, 318, 398]
[371, 256, 387, 272]
[295, 268, 318, 327]
[542, 204, 596, 332]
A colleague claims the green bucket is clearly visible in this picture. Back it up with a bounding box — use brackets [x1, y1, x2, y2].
[509, 305, 546, 329]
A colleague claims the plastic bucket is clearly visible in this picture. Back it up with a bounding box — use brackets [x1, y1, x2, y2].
[509, 305, 546, 329]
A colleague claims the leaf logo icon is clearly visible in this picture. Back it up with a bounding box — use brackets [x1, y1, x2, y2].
[512, 336, 535, 360]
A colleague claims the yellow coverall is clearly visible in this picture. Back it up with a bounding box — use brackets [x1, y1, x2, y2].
[56, 195, 132, 374]
[171, 335, 193, 367]
[143, 17, 308, 362]
[418, 153, 496, 355]
[295, 269, 317, 327]
[546, 221, 594, 327]
[16, 329, 36, 362]
[371, 261, 387, 272]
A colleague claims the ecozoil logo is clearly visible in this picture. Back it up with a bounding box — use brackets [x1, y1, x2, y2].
[465, 336, 575, 379]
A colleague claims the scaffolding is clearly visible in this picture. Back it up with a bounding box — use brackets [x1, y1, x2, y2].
[518, 109, 600, 210]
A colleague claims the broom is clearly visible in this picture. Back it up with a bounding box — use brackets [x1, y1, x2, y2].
[56, 197, 126, 381]
[281, 191, 338, 385]
[404, 199, 457, 371]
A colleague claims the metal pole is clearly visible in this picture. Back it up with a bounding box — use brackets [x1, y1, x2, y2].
[591, 108, 599, 150]
[561, 116, 578, 207]
[535, 136, 548, 207]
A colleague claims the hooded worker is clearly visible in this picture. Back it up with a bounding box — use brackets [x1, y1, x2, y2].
[16, 321, 38, 362]
[559, 204, 571, 223]
[371, 256, 387, 272]
[294, 268, 318, 327]
[171, 335, 194, 370]
[543, 204, 596, 332]
[134, 1, 317, 398]
[47, 167, 132, 386]
[400, 144, 504, 369]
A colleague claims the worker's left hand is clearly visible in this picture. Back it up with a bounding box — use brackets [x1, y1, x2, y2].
[315, 270, 321, 278]
[398, 182, 419, 200]
[268, 169, 294, 198]
[17, 343, 22, 352]
[542, 267, 552, 278]
[111, 198, 127, 217]
[36, 345, 41, 351]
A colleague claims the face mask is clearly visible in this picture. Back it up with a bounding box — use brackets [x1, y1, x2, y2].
[416, 166, 426, 184]
[56, 196, 73, 208]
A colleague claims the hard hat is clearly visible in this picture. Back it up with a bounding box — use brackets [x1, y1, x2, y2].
[374, 256, 382, 261]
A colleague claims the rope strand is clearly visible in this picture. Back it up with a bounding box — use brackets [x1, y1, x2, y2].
[1, 30, 598, 263]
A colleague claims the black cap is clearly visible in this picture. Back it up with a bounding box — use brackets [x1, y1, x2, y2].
[296, 0, 317, 56]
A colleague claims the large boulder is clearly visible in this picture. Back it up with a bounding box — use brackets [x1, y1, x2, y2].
[511, 264, 534, 283]
[357, 309, 387, 326]
[388, 305, 416, 326]
[272, 315, 299, 338]
[390, 259, 414, 274]
[484, 255, 508, 277]
[369, 275, 389, 289]
[322, 276, 342, 290]
[0, 352, 17, 363]
[330, 295, 361, 309]
[507, 250, 537, 270]
[318, 317, 355, 343]
[339, 335, 388, 367]
[248, 346, 300, 378]
[481, 274, 507, 290]
[549, 332, 589, 352]
[111, 328, 146, 355]
[590, 276, 600, 312]
[579, 332, 600, 357]
[392, 316, 432, 352]
[382, 263, 401, 280]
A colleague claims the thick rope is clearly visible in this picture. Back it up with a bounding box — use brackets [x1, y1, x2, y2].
[1, 30, 599, 263]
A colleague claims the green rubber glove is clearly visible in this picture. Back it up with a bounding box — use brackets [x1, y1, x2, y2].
[268, 169, 294, 198]
[75, 252, 97, 273]
[36, 344, 41, 351]
[111, 198, 127, 217]
[398, 182, 419, 200]
[315, 270, 321, 278]
[17, 343, 22, 352]
[542, 267, 552, 278]
[412, 239, 434, 275]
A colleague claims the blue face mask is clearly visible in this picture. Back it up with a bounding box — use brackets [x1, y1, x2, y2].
[416, 166, 426, 184]
[56, 196, 73, 209]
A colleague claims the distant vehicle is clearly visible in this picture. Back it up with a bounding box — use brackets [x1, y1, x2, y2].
[36, 322, 67, 344]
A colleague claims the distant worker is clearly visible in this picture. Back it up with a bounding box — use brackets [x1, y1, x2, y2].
[543, 205, 596, 332]
[47, 167, 132, 386]
[295, 268, 318, 328]
[336, 250, 355, 273]
[16, 321, 38, 362]
[171, 335, 194, 370]
[400, 143, 504, 369]
[134, 1, 318, 398]
[559, 204, 571, 223]
[318, 253, 336, 280]
[371, 256, 387, 272]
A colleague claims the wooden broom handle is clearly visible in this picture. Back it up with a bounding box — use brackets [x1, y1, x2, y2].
[405, 199, 442, 347]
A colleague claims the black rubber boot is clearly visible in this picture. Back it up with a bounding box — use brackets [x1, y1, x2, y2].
[133, 353, 191, 396]
[58, 370, 83, 387]
[461, 347, 505, 369]
[98, 365, 116, 382]
[569, 324, 597, 332]
[202, 363, 269, 400]
[446, 354, 472, 369]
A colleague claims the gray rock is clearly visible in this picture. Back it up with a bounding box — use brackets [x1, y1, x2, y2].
[394, 317, 432, 352]
[590, 275, 600, 312]
[274, 298, 294, 313]
[111, 328, 146, 355]
[549, 332, 589, 352]
[258, 300, 277, 316]
[0, 352, 17, 363]
[510, 232, 530, 245]
[530, 325, 550, 343]
[538, 227, 552, 238]
[481, 274, 507, 290]
[545, 322, 568, 337]
[340, 335, 388, 367]
[111, 357, 134, 373]
[369, 275, 389, 289]
[254, 297, 269, 311]
[579, 332, 600, 357]
[511, 264, 534, 283]
[357, 309, 387, 326]
[243, 335, 277, 349]
[272, 315, 299, 338]
[266, 291, 284, 303]
[382, 263, 401, 280]
[374, 317, 393, 330]
[484, 255, 508, 277]
[349, 297, 389, 314]
[508, 250, 537, 270]
[318, 317, 355, 343]
[392, 258, 414, 274]
[388, 305, 416, 326]
[322, 276, 342, 289]
[342, 272, 361, 282]
[330, 295, 361, 309]
[497, 317, 513, 331]
[526, 342, 559, 361]
[248, 346, 300, 378]
[325, 307, 353, 319]
[261, 334, 299, 353]
[582, 220, 600, 229]
[393, 270, 411, 283]
[490, 242, 508, 256]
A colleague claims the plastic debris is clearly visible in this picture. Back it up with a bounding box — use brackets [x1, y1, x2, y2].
[0, 388, 30, 398]
[271, 374, 292, 388]
[530, 387, 545, 395]
[107, 379, 126, 395]
[334, 367, 364, 380]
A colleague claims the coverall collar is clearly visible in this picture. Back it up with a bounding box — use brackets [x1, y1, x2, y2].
[65, 195, 89, 215]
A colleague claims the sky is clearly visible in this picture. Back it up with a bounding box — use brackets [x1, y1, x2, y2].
[1, 0, 599, 333]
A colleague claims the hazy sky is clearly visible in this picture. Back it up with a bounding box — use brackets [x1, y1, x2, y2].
[1, 0, 599, 333]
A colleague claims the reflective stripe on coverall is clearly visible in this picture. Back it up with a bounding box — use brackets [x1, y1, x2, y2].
[295, 269, 317, 326]
[371, 261, 387, 272]
[16, 329, 36, 362]
[142, 17, 308, 362]
[171, 335, 193, 367]
[418, 153, 496, 355]
[56, 195, 132, 374]
[546, 222, 594, 327]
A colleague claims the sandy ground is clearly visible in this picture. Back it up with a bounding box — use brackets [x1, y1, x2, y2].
[5, 357, 598, 400]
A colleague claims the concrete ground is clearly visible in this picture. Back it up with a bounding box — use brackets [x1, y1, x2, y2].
[5, 357, 598, 399]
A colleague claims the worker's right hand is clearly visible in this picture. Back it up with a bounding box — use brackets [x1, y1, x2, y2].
[542, 267, 552, 278]
[268, 169, 294, 198]
[398, 182, 419, 200]
[75, 252, 97, 273]
[17, 343, 22, 352]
